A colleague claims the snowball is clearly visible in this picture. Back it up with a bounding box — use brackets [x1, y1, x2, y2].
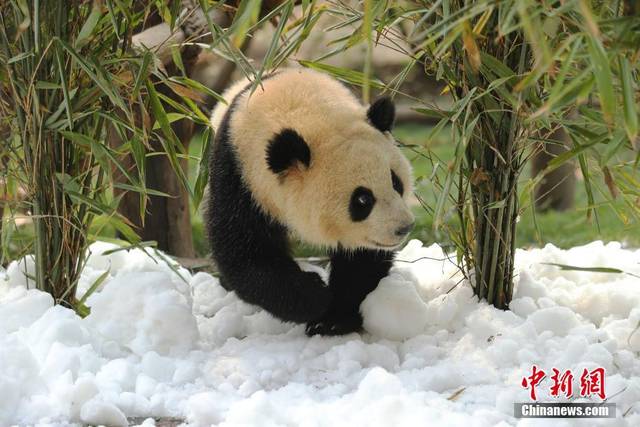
[191, 272, 228, 316]
[186, 391, 226, 426]
[80, 399, 128, 427]
[68, 377, 99, 420]
[528, 306, 580, 336]
[0, 336, 44, 425]
[85, 271, 198, 356]
[141, 352, 175, 383]
[0, 287, 53, 333]
[23, 305, 93, 363]
[354, 367, 404, 401]
[508, 296, 537, 318]
[513, 270, 547, 300]
[361, 274, 428, 340]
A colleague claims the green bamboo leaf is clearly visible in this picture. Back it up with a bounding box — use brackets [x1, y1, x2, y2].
[75, 0, 102, 49]
[35, 81, 61, 89]
[45, 88, 78, 128]
[413, 107, 454, 119]
[434, 115, 478, 229]
[132, 50, 153, 98]
[578, 152, 598, 226]
[101, 241, 157, 256]
[432, 22, 463, 59]
[600, 131, 627, 166]
[151, 112, 189, 130]
[102, 215, 141, 244]
[586, 36, 615, 125]
[229, 0, 262, 48]
[298, 60, 385, 89]
[529, 71, 594, 120]
[619, 57, 638, 142]
[54, 45, 74, 130]
[145, 80, 194, 198]
[169, 76, 226, 105]
[516, 0, 552, 69]
[546, 137, 599, 171]
[256, 1, 293, 82]
[171, 45, 186, 75]
[56, 37, 129, 117]
[7, 51, 33, 64]
[541, 263, 624, 274]
[193, 127, 212, 209]
[76, 269, 110, 308]
[113, 183, 172, 198]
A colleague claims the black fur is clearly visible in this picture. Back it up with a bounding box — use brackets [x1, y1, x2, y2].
[391, 169, 404, 195]
[207, 80, 394, 334]
[306, 248, 394, 336]
[266, 128, 311, 174]
[367, 97, 395, 132]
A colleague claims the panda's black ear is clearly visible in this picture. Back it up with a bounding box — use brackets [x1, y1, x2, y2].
[266, 128, 311, 174]
[367, 96, 395, 132]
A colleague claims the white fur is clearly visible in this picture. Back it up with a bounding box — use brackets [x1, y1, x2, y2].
[211, 68, 414, 250]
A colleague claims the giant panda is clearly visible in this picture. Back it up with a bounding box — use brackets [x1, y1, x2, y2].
[205, 68, 414, 336]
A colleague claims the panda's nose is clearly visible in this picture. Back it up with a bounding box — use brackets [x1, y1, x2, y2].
[395, 221, 415, 237]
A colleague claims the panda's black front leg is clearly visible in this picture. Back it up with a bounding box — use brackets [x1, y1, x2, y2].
[306, 248, 394, 336]
[209, 181, 332, 324]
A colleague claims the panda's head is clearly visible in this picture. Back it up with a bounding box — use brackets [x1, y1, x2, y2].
[265, 96, 414, 250]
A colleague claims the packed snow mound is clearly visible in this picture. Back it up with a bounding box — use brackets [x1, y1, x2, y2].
[85, 272, 199, 357]
[0, 240, 638, 426]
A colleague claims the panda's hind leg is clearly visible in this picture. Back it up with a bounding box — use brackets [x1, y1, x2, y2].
[306, 248, 393, 336]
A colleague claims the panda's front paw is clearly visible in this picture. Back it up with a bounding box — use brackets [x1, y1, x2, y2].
[299, 271, 332, 321]
[305, 313, 363, 336]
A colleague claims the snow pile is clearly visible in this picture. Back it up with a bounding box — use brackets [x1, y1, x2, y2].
[85, 272, 198, 357]
[0, 240, 639, 426]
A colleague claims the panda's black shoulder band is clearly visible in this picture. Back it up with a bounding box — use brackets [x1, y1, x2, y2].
[266, 128, 311, 174]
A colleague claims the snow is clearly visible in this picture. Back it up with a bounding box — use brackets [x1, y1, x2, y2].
[0, 240, 638, 426]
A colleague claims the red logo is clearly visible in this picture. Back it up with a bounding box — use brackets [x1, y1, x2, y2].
[521, 367, 606, 400]
[550, 368, 574, 398]
[521, 365, 546, 400]
[580, 367, 606, 400]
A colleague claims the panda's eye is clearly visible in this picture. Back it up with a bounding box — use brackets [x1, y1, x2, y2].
[349, 186, 376, 222]
[391, 170, 404, 195]
[357, 193, 372, 206]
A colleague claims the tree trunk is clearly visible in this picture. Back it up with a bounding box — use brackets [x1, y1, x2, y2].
[532, 126, 576, 212]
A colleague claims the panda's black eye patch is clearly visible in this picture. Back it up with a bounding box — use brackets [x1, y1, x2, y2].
[349, 187, 376, 222]
[391, 170, 404, 195]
